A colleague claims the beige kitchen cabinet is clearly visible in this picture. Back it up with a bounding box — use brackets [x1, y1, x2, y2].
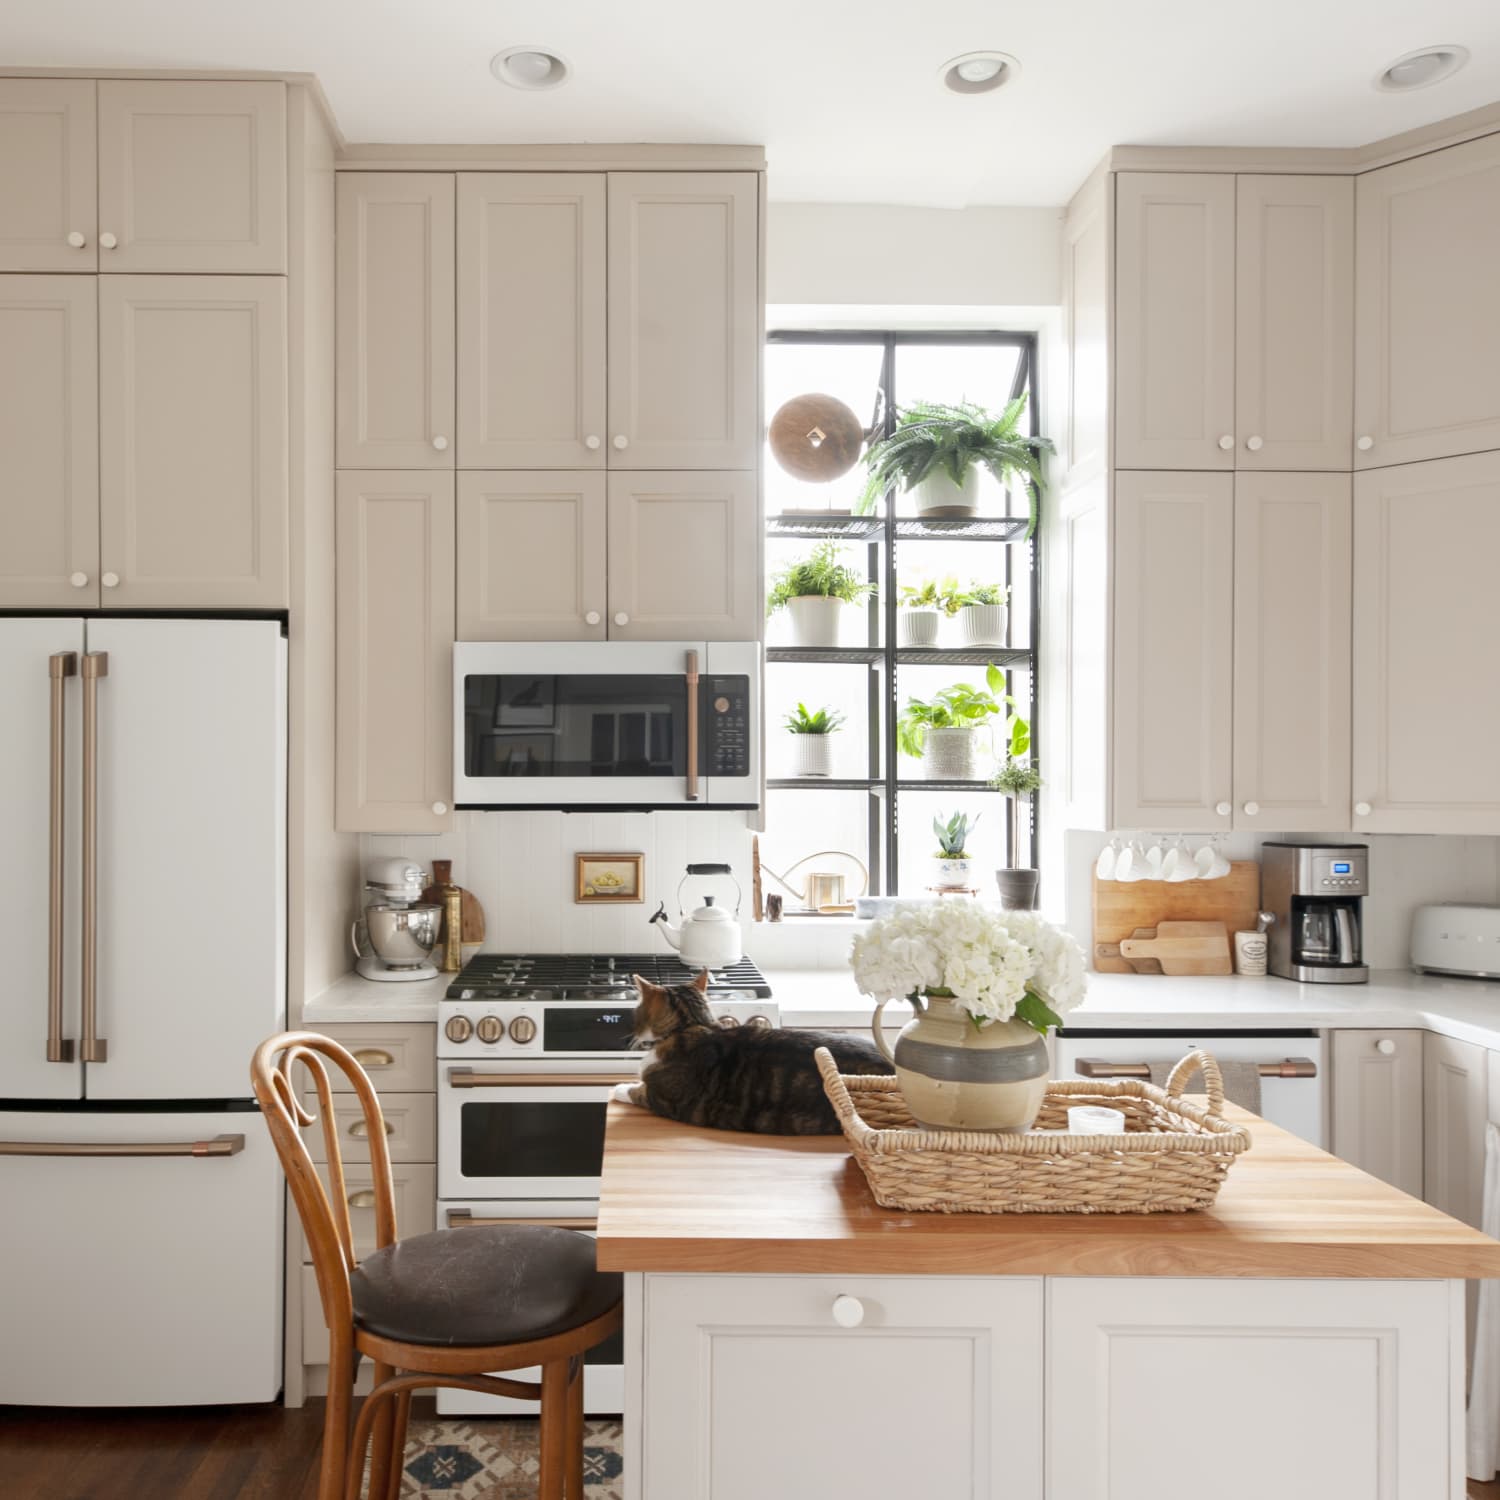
[1352, 452, 1500, 833]
[336, 173, 455, 469]
[1424, 1033, 1487, 1230]
[1113, 173, 1235, 471]
[1232, 472, 1351, 832]
[0, 276, 99, 606]
[1235, 175, 1353, 471]
[0, 78, 97, 271]
[335, 471, 455, 834]
[1355, 133, 1500, 470]
[606, 471, 760, 640]
[1111, 471, 1234, 830]
[457, 174, 606, 469]
[457, 471, 607, 640]
[1330, 1030, 1423, 1198]
[96, 81, 285, 274]
[98, 275, 287, 609]
[607, 173, 759, 471]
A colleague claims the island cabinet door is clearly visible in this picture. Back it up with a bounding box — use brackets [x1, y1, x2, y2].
[1046, 1278, 1456, 1500]
[639, 1274, 1042, 1500]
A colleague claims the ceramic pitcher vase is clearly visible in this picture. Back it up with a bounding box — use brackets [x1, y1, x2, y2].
[872, 994, 1049, 1132]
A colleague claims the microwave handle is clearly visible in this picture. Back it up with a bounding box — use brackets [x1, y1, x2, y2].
[685, 649, 700, 801]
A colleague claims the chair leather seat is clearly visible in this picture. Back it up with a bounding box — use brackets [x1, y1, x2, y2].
[349, 1225, 622, 1348]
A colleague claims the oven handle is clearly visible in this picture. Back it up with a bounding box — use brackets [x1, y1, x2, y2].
[447, 1209, 598, 1230]
[685, 648, 700, 802]
[446, 1068, 639, 1088]
[1073, 1058, 1318, 1080]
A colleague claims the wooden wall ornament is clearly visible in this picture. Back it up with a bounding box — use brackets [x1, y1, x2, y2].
[768, 393, 865, 482]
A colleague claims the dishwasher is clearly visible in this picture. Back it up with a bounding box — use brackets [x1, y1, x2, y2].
[1052, 1029, 1326, 1147]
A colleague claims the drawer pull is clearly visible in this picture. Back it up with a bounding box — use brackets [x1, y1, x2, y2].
[447, 1209, 597, 1230]
[0, 1134, 243, 1158]
[1074, 1058, 1317, 1080]
[348, 1119, 395, 1138]
[448, 1069, 638, 1088]
[831, 1295, 865, 1328]
[347, 1189, 377, 1209]
[352, 1049, 395, 1069]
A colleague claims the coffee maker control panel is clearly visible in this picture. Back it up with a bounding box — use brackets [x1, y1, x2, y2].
[1309, 850, 1368, 894]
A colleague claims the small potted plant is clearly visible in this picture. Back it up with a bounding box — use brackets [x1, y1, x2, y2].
[856, 395, 1054, 522]
[783, 702, 845, 778]
[932, 810, 980, 890]
[991, 750, 1043, 911]
[766, 541, 874, 649]
[896, 663, 1015, 781]
[954, 581, 1009, 647]
[896, 576, 957, 647]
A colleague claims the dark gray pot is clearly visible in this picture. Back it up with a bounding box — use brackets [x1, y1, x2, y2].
[995, 868, 1040, 910]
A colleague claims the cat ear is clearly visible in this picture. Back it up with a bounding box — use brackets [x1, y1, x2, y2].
[631, 973, 651, 996]
[693, 968, 709, 993]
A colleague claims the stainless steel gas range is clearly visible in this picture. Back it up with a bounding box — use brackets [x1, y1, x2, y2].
[436, 952, 777, 1416]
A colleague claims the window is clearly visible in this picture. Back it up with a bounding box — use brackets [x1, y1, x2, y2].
[761, 330, 1041, 903]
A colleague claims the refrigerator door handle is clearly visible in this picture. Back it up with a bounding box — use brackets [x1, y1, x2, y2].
[81, 651, 108, 1065]
[0, 1134, 245, 1158]
[47, 653, 78, 1064]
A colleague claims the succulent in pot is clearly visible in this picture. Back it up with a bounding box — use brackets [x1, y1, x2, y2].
[856, 395, 1054, 525]
[932, 809, 980, 890]
[953, 581, 1010, 647]
[896, 576, 958, 647]
[991, 753, 1043, 910]
[766, 541, 874, 649]
[896, 663, 1016, 781]
[783, 702, 845, 778]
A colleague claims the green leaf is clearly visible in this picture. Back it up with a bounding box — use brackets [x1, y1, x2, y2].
[1015, 990, 1063, 1035]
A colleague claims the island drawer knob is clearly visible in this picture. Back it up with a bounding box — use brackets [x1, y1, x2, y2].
[831, 1295, 865, 1328]
[1376, 1038, 1397, 1056]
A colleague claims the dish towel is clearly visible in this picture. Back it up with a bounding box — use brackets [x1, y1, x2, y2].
[1468, 1122, 1500, 1479]
[1146, 1059, 1262, 1116]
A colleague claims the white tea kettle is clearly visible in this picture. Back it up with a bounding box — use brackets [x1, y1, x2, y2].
[649, 863, 744, 969]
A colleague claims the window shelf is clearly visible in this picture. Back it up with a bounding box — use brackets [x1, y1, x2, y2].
[764, 513, 1032, 543]
[766, 777, 885, 792]
[766, 513, 883, 540]
[765, 646, 884, 665]
[765, 646, 1032, 667]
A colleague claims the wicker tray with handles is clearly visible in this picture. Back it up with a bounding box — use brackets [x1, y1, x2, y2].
[815, 1047, 1253, 1215]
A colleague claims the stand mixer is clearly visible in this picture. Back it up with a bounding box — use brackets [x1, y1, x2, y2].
[352, 858, 442, 982]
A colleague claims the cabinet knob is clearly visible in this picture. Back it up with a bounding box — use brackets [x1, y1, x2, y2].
[613, 435, 629, 450]
[101, 572, 119, 589]
[1356, 436, 1374, 452]
[1243, 801, 1260, 816]
[614, 612, 630, 627]
[1215, 801, 1231, 817]
[584, 611, 601, 626]
[431, 435, 449, 451]
[432, 801, 448, 816]
[69, 572, 90, 588]
[831, 1295, 865, 1328]
[1376, 1038, 1397, 1056]
[584, 435, 601, 451]
[1217, 435, 1234, 451]
[99, 232, 118, 250]
[1354, 801, 1371, 817]
[1245, 435, 1264, 452]
[67, 231, 86, 249]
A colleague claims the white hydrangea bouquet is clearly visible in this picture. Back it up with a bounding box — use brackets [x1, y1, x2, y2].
[850, 899, 1086, 1034]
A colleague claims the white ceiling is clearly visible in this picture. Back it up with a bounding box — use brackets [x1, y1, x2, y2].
[5, 0, 1500, 206]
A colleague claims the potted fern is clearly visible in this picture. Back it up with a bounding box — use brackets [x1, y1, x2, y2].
[931, 810, 980, 890]
[896, 664, 1015, 781]
[954, 581, 1009, 647]
[766, 541, 874, 648]
[856, 395, 1054, 524]
[991, 751, 1043, 910]
[784, 702, 844, 778]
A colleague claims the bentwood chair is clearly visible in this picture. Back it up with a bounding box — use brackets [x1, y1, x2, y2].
[252, 1031, 623, 1500]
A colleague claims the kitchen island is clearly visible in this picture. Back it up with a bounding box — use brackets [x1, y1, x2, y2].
[596, 1100, 1500, 1500]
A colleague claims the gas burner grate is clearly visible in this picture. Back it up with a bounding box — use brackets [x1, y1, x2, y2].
[448, 952, 771, 998]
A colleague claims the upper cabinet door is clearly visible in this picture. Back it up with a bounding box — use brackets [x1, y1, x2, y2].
[99, 276, 288, 610]
[1112, 471, 1234, 831]
[1232, 473, 1351, 832]
[336, 173, 455, 469]
[0, 79, 97, 271]
[0, 276, 99, 607]
[96, 81, 285, 274]
[1355, 134, 1500, 469]
[1114, 173, 1235, 470]
[1352, 451, 1500, 833]
[607, 173, 759, 470]
[457, 174, 606, 469]
[1236, 176, 1353, 471]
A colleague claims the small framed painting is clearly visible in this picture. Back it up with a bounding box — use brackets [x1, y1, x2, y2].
[576, 853, 645, 904]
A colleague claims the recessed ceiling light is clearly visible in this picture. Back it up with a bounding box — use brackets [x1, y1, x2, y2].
[491, 46, 571, 91]
[939, 51, 1020, 96]
[1374, 45, 1470, 93]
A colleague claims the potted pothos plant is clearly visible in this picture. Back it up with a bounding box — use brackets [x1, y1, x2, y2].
[896, 663, 1022, 781]
[953, 581, 1009, 647]
[783, 702, 844, 778]
[896, 575, 959, 647]
[766, 541, 874, 648]
[932, 810, 980, 890]
[856, 395, 1054, 526]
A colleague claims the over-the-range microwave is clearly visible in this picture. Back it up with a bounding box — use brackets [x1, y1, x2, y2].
[452, 641, 760, 809]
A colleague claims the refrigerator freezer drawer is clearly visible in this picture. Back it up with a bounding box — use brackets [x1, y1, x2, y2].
[0, 1108, 283, 1405]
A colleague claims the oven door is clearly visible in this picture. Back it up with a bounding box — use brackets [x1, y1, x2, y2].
[438, 1068, 635, 1200]
[452, 640, 759, 808]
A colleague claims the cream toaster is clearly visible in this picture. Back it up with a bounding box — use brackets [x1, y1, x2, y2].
[1411, 903, 1500, 979]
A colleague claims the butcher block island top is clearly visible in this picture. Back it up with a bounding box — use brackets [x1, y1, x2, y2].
[595, 1101, 1500, 1279]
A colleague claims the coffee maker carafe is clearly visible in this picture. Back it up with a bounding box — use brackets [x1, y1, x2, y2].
[1262, 843, 1369, 984]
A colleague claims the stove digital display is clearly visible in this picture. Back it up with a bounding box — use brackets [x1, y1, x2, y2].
[544, 1006, 637, 1052]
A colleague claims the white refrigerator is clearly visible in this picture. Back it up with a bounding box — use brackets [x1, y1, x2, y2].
[0, 617, 286, 1405]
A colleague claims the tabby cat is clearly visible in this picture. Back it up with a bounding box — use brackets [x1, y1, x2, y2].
[627, 969, 894, 1136]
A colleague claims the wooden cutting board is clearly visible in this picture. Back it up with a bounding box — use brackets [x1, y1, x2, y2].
[1119, 921, 1233, 975]
[422, 859, 487, 946]
[1092, 861, 1259, 974]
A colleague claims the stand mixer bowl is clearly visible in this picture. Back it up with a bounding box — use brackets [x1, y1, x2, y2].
[365, 902, 442, 969]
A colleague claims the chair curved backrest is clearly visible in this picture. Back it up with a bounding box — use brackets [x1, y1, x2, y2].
[251, 1031, 399, 1346]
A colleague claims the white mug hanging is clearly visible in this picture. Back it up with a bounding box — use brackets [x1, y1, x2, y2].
[1142, 841, 1165, 880]
[1115, 841, 1144, 883]
[1095, 838, 1120, 882]
[1162, 838, 1197, 883]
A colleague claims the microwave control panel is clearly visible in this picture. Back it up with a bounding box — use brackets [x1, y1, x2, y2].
[703, 677, 751, 777]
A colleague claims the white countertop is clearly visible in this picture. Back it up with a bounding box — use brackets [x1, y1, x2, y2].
[302, 962, 1500, 1049]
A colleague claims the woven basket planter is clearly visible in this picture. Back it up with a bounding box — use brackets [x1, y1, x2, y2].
[816, 1047, 1252, 1215]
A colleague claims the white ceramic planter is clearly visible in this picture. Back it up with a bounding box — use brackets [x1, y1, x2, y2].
[922, 726, 982, 781]
[931, 854, 974, 889]
[957, 602, 1008, 647]
[787, 732, 835, 777]
[899, 608, 941, 647]
[913, 467, 981, 517]
[785, 595, 846, 648]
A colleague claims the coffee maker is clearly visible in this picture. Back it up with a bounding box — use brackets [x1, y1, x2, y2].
[1261, 843, 1369, 984]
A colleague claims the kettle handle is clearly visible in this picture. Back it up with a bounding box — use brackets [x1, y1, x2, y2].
[870, 994, 924, 1066]
[675, 867, 743, 918]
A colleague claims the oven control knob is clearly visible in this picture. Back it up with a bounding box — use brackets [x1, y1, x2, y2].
[476, 1015, 505, 1044]
[747, 1014, 772, 1030]
[717, 1014, 741, 1029]
[509, 1015, 538, 1045]
[444, 1015, 472, 1044]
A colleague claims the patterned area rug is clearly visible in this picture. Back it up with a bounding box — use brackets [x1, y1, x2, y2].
[398, 1418, 625, 1498]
